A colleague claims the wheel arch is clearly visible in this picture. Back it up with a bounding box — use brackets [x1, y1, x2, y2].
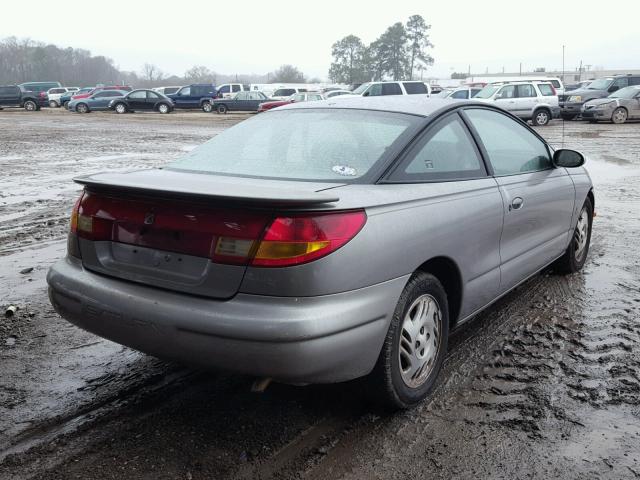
[587, 188, 595, 213]
[415, 256, 463, 326]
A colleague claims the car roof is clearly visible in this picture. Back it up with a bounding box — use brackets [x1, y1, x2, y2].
[278, 96, 469, 117]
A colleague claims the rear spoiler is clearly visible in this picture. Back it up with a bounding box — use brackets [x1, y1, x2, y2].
[73, 169, 340, 207]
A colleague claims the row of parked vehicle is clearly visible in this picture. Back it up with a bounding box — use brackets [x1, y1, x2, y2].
[2, 75, 639, 124]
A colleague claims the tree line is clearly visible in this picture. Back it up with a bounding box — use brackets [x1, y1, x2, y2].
[0, 36, 315, 88]
[328, 15, 434, 84]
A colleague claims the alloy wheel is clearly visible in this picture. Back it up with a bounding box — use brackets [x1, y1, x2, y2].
[573, 206, 589, 262]
[612, 108, 627, 124]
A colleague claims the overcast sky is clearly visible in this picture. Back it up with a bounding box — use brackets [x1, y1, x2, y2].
[4, 0, 639, 80]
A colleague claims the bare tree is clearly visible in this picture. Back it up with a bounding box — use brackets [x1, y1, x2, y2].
[141, 63, 164, 84]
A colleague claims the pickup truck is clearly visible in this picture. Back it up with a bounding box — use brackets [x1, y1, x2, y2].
[0, 85, 48, 111]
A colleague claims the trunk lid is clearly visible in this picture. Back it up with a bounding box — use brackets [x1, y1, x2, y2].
[73, 170, 343, 299]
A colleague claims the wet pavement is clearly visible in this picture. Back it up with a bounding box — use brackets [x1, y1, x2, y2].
[1, 110, 639, 479]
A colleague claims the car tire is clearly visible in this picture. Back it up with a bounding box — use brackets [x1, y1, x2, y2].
[114, 103, 127, 114]
[49, 100, 59, 108]
[24, 100, 37, 111]
[553, 197, 593, 274]
[157, 103, 170, 114]
[532, 108, 551, 126]
[202, 101, 213, 113]
[368, 271, 449, 410]
[217, 104, 228, 114]
[611, 107, 628, 124]
[63, 101, 69, 109]
[76, 103, 89, 114]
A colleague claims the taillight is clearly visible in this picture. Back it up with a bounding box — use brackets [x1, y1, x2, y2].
[551, 85, 557, 95]
[72, 190, 366, 268]
[250, 211, 367, 267]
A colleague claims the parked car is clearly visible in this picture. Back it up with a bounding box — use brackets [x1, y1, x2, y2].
[342, 81, 432, 98]
[474, 81, 559, 126]
[442, 87, 483, 100]
[61, 87, 93, 108]
[108, 89, 174, 114]
[559, 74, 640, 120]
[68, 90, 127, 113]
[47, 87, 73, 108]
[47, 96, 593, 409]
[580, 85, 640, 124]
[325, 89, 353, 99]
[72, 85, 133, 102]
[257, 92, 324, 112]
[216, 83, 250, 98]
[211, 91, 273, 113]
[19, 81, 62, 93]
[167, 84, 217, 110]
[269, 87, 308, 100]
[0, 85, 48, 111]
[484, 77, 564, 97]
[565, 80, 592, 92]
[154, 86, 182, 95]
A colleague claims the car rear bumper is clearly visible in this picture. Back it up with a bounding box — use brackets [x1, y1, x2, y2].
[47, 256, 408, 383]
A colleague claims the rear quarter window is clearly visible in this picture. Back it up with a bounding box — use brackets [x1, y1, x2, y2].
[538, 84, 555, 96]
[403, 82, 428, 94]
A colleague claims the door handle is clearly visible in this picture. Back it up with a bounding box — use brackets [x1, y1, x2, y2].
[509, 197, 524, 211]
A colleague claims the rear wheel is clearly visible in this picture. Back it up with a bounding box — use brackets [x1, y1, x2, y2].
[24, 100, 37, 111]
[368, 272, 449, 409]
[611, 107, 628, 124]
[76, 103, 89, 114]
[217, 104, 228, 114]
[63, 101, 69, 109]
[532, 109, 550, 126]
[157, 103, 170, 114]
[554, 197, 593, 274]
[49, 100, 59, 108]
[114, 102, 127, 114]
[202, 101, 213, 113]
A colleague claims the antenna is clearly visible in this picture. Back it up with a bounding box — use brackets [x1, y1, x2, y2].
[561, 45, 566, 148]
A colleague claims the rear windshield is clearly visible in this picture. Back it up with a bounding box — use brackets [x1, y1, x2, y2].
[169, 109, 418, 181]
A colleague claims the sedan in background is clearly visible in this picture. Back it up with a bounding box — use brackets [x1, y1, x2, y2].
[211, 91, 272, 113]
[68, 90, 127, 113]
[47, 97, 593, 410]
[257, 92, 324, 112]
[325, 89, 353, 99]
[581, 85, 640, 124]
[109, 89, 174, 114]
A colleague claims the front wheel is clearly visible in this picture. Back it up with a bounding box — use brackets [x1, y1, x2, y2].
[368, 272, 449, 409]
[114, 103, 127, 114]
[554, 197, 593, 274]
[201, 101, 213, 113]
[216, 104, 228, 114]
[76, 103, 89, 114]
[611, 107, 628, 124]
[532, 109, 550, 126]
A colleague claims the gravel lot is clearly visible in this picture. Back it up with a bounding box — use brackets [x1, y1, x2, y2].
[1, 109, 639, 480]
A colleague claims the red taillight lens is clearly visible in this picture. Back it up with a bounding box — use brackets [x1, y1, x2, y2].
[250, 211, 367, 267]
[72, 190, 366, 268]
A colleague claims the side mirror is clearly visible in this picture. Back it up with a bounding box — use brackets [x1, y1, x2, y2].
[553, 149, 585, 168]
[362, 91, 370, 97]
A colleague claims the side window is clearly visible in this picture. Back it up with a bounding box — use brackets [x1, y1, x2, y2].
[496, 85, 516, 99]
[550, 80, 561, 89]
[179, 86, 191, 96]
[381, 83, 402, 95]
[389, 114, 486, 182]
[403, 82, 428, 94]
[465, 109, 552, 176]
[218, 85, 230, 94]
[232, 84, 241, 92]
[610, 78, 628, 92]
[367, 84, 382, 96]
[630, 77, 640, 86]
[537, 84, 555, 96]
[147, 91, 160, 99]
[128, 91, 147, 99]
[451, 90, 469, 99]
[516, 84, 536, 98]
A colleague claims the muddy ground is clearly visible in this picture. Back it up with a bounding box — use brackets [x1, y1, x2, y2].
[0, 109, 639, 480]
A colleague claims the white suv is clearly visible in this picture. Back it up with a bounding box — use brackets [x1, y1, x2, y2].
[344, 81, 431, 98]
[474, 81, 559, 126]
[47, 87, 78, 108]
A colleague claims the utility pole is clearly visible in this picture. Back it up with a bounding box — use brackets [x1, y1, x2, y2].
[578, 60, 583, 81]
[562, 45, 565, 84]
[519, 62, 522, 76]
